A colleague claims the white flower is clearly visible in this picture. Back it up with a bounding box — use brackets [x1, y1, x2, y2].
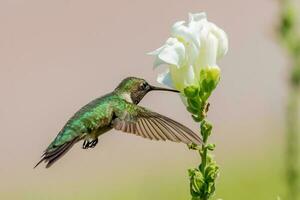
[149, 12, 228, 92]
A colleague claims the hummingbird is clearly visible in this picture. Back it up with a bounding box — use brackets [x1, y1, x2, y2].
[35, 77, 202, 168]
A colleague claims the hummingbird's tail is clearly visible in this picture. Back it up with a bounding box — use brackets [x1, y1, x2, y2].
[34, 136, 80, 168]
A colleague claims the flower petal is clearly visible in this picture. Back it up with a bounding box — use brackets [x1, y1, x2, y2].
[188, 12, 207, 22]
[184, 65, 196, 86]
[206, 32, 218, 67]
[172, 19, 201, 48]
[157, 38, 185, 67]
[148, 46, 164, 56]
[148, 46, 166, 68]
[157, 69, 174, 88]
[152, 56, 166, 68]
[209, 23, 228, 59]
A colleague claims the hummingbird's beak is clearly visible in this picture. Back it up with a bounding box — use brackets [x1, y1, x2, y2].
[149, 85, 179, 93]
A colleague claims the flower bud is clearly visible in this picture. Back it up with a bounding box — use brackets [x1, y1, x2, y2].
[184, 86, 199, 98]
[189, 169, 205, 193]
[200, 67, 221, 93]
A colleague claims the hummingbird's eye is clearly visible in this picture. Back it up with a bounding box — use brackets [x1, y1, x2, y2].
[139, 82, 148, 90]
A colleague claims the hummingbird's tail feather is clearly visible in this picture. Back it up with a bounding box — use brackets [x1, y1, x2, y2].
[34, 136, 80, 168]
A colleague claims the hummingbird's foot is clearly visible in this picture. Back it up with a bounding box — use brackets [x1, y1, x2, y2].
[82, 140, 89, 149]
[89, 138, 98, 148]
[82, 138, 98, 149]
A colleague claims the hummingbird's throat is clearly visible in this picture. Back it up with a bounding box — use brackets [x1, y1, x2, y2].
[121, 93, 133, 103]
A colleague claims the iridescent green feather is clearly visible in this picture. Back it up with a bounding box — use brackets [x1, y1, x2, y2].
[48, 93, 119, 149]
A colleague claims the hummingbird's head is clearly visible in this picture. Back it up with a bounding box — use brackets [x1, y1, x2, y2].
[114, 77, 179, 104]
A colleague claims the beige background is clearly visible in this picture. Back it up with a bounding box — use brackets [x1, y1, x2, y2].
[0, 0, 287, 199]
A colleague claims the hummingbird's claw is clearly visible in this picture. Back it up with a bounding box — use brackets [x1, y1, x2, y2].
[90, 138, 98, 148]
[82, 138, 98, 149]
[82, 140, 88, 149]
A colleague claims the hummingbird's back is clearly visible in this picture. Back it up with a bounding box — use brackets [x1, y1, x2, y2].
[50, 93, 117, 147]
[36, 92, 119, 168]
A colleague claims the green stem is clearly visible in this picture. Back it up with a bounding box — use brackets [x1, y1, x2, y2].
[286, 84, 300, 200]
[200, 144, 207, 173]
[185, 86, 218, 200]
[278, 1, 300, 198]
[200, 121, 209, 173]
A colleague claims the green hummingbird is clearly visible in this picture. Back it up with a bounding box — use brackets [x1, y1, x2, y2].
[35, 77, 202, 168]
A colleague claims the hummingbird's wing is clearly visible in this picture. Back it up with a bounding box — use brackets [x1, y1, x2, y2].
[112, 103, 202, 145]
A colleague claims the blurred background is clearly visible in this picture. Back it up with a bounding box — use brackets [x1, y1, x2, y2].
[0, 0, 294, 199]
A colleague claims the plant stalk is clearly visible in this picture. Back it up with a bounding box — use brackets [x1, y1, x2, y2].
[286, 80, 300, 200]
